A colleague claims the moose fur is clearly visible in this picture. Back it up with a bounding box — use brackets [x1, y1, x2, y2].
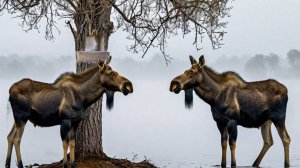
[5, 56, 133, 168]
[170, 55, 291, 167]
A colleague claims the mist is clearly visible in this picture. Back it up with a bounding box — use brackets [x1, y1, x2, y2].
[1, 51, 300, 167]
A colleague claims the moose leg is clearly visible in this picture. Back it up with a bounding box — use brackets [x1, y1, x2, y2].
[252, 120, 273, 167]
[275, 124, 291, 167]
[227, 120, 238, 167]
[5, 124, 16, 168]
[69, 125, 78, 168]
[62, 141, 69, 168]
[61, 120, 71, 168]
[217, 123, 228, 167]
[14, 122, 26, 168]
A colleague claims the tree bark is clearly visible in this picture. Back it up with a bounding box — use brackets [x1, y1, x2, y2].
[74, 2, 113, 159]
[75, 65, 104, 158]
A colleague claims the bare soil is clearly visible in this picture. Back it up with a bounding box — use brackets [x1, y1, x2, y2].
[26, 155, 156, 168]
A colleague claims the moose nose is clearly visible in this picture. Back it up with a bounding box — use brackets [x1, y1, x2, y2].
[170, 80, 182, 94]
[122, 81, 133, 95]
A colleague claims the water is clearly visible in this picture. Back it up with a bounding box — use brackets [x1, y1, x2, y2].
[1, 67, 300, 167]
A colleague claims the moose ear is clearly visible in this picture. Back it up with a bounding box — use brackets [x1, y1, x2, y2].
[199, 55, 205, 66]
[98, 59, 106, 72]
[189, 55, 197, 65]
[104, 56, 112, 65]
[98, 59, 105, 67]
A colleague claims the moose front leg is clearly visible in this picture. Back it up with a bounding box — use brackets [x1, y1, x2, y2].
[61, 120, 71, 168]
[217, 123, 228, 167]
[227, 120, 238, 167]
[69, 123, 79, 168]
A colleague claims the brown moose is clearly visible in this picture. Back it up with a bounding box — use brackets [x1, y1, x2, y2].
[170, 55, 291, 167]
[5, 56, 133, 168]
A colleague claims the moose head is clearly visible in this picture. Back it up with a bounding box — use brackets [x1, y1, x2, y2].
[169, 55, 205, 108]
[98, 56, 133, 109]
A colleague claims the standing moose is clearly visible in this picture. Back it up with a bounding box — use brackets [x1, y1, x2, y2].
[5, 56, 133, 168]
[170, 55, 291, 167]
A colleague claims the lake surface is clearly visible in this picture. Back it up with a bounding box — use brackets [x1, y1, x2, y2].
[1, 77, 300, 168]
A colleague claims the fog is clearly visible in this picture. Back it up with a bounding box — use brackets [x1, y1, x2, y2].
[1, 1, 300, 61]
[1, 52, 300, 167]
[1, 1, 300, 167]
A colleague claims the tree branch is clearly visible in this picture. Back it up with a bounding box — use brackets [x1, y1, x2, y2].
[1, 0, 232, 63]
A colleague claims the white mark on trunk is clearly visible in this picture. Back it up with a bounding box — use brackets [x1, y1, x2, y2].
[85, 35, 99, 51]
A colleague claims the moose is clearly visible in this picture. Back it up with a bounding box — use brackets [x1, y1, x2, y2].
[170, 55, 291, 167]
[5, 56, 133, 168]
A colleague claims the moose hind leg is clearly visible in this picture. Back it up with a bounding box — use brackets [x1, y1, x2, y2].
[14, 122, 26, 168]
[5, 124, 16, 168]
[252, 120, 273, 167]
[275, 125, 291, 167]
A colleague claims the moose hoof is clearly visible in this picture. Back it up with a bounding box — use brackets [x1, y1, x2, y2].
[252, 161, 259, 167]
[285, 161, 290, 167]
[5, 158, 11, 168]
[18, 161, 24, 168]
[63, 162, 68, 168]
[71, 161, 76, 168]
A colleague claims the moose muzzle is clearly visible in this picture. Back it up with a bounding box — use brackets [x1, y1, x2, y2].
[170, 80, 182, 94]
[121, 81, 133, 95]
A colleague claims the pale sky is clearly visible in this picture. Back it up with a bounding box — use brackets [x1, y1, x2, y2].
[0, 0, 300, 61]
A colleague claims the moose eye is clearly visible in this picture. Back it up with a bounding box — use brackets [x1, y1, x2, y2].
[110, 72, 115, 76]
[188, 70, 193, 74]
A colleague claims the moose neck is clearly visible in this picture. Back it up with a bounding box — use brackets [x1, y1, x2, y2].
[194, 66, 222, 106]
[79, 70, 105, 108]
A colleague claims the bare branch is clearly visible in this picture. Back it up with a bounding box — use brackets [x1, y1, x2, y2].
[66, 20, 76, 38]
[113, 0, 232, 63]
[65, 0, 77, 10]
[1, 0, 232, 63]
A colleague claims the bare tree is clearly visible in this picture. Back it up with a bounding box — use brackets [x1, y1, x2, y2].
[0, 0, 232, 164]
[1, 0, 231, 62]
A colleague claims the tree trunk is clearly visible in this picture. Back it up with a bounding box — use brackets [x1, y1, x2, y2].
[73, 2, 113, 159]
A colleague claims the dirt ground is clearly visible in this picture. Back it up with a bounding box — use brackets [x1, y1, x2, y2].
[26, 156, 156, 168]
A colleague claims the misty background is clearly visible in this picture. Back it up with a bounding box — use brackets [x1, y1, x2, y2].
[1, 50, 300, 167]
[1, 0, 300, 167]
